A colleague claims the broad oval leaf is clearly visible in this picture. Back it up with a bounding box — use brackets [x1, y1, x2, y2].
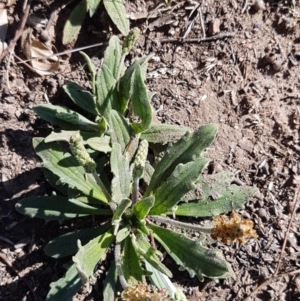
[145, 124, 218, 196]
[34, 104, 102, 132]
[45, 130, 100, 144]
[96, 64, 118, 118]
[119, 54, 153, 113]
[63, 0, 88, 45]
[149, 158, 209, 215]
[15, 196, 110, 222]
[122, 236, 145, 284]
[150, 224, 233, 281]
[46, 264, 82, 301]
[103, 0, 129, 36]
[181, 171, 235, 203]
[45, 223, 111, 258]
[88, 0, 102, 17]
[86, 136, 112, 153]
[130, 65, 152, 133]
[73, 230, 114, 284]
[112, 198, 131, 235]
[103, 35, 122, 79]
[131, 233, 172, 278]
[110, 143, 131, 203]
[80, 51, 97, 94]
[173, 186, 257, 217]
[145, 262, 180, 300]
[33, 138, 109, 204]
[63, 81, 99, 115]
[107, 110, 131, 152]
[140, 124, 191, 145]
[143, 161, 154, 186]
[133, 195, 155, 220]
[103, 262, 120, 301]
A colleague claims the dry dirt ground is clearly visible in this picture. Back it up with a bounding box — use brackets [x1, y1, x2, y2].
[1, 0, 300, 300]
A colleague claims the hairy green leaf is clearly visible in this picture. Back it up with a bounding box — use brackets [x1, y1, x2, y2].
[34, 104, 101, 132]
[63, 81, 99, 115]
[140, 124, 191, 145]
[143, 161, 154, 186]
[44, 130, 99, 144]
[33, 138, 109, 204]
[150, 224, 232, 281]
[174, 186, 257, 217]
[63, 0, 88, 45]
[80, 51, 96, 93]
[43, 168, 69, 195]
[145, 124, 218, 196]
[181, 171, 235, 202]
[46, 264, 82, 301]
[103, 0, 129, 36]
[145, 262, 179, 300]
[131, 233, 172, 278]
[86, 136, 112, 153]
[96, 64, 118, 118]
[115, 225, 130, 242]
[73, 229, 114, 284]
[133, 196, 155, 220]
[118, 55, 153, 113]
[111, 143, 131, 203]
[103, 262, 120, 301]
[67, 187, 105, 205]
[107, 110, 131, 152]
[131, 65, 152, 133]
[88, 0, 102, 17]
[103, 35, 122, 79]
[112, 198, 132, 235]
[45, 223, 111, 258]
[122, 236, 145, 283]
[150, 158, 209, 215]
[15, 196, 110, 222]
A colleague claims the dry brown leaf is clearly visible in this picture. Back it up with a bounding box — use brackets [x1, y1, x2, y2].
[28, 39, 59, 76]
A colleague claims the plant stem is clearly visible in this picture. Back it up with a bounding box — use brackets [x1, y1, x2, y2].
[132, 177, 139, 205]
[91, 172, 116, 211]
[114, 242, 128, 289]
[150, 216, 212, 233]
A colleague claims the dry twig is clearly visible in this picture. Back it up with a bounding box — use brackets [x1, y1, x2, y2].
[241, 0, 249, 14]
[160, 32, 235, 43]
[0, 0, 32, 61]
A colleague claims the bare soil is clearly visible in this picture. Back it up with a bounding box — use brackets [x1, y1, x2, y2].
[0, 0, 300, 300]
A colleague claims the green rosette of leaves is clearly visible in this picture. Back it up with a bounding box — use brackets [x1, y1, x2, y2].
[16, 34, 257, 301]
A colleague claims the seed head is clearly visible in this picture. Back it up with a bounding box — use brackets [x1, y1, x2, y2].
[69, 132, 96, 173]
[211, 211, 258, 244]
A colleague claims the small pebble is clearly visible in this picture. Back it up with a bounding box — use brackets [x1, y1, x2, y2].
[257, 207, 269, 222]
[208, 19, 221, 36]
[272, 60, 283, 72]
[253, 0, 266, 11]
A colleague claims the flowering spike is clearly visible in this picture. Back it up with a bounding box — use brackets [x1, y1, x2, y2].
[69, 132, 96, 173]
[211, 211, 258, 244]
[122, 28, 140, 54]
[133, 140, 148, 179]
[120, 282, 170, 301]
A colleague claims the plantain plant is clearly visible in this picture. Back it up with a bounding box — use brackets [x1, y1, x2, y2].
[16, 33, 258, 301]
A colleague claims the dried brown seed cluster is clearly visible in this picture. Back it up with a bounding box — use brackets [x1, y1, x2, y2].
[120, 282, 170, 301]
[211, 211, 258, 244]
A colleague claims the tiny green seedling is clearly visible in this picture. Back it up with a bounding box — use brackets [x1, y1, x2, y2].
[16, 33, 257, 301]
